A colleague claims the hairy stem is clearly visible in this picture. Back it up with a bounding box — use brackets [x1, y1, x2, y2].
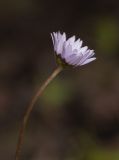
[15, 66, 63, 160]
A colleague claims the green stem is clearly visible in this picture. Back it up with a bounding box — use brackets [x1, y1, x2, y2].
[15, 66, 63, 160]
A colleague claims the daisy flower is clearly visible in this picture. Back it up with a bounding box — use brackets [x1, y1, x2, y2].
[51, 31, 96, 67]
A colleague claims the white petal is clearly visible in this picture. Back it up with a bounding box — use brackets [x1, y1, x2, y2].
[74, 54, 84, 66]
[67, 36, 75, 45]
[70, 55, 82, 66]
[79, 50, 95, 64]
[87, 50, 95, 58]
[53, 32, 59, 52]
[56, 39, 64, 54]
[73, 40, 83, 51]
[66, 54, 77, 64]
[62, 32, 66, 41]
[80, 57, 96, 65]
[72, 39, 80, 50]
[80, 46, 88, 53]
[57, 31, 62, 41]
[66, 51, 83, 66]
[53, 32, 57, 40]
[78, 40, 83, 49]
[51, 33, 55, 45]
[62, 44, 72, 59]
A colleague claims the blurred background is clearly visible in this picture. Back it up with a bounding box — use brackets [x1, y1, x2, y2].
[0, 0, 119, 159]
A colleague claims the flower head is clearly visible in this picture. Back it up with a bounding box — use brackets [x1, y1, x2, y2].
[51, 31, 96, 67]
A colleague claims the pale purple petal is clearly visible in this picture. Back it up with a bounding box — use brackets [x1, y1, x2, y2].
[70, 55, 83, 66]
[66, 36, 75, 45]
[80, 46, 88, 54]
[80, 57, 96, 65]
[62, 43, 72, 59]
[51, 31, 96, 67]
[51, 33, 55, 45]
[79, 50, 95, 65]
[57, 31, 62, 41]
[65, 54, 77, 64]
[62, 32, 66, 41]
[72, 39, 81, 50]
[56, 39, 63, 54]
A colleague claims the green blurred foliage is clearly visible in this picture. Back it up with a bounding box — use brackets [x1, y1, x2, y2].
[41, 78, 73, 107]
[96, 17, 119, 55]
[88, 148, 119, 160]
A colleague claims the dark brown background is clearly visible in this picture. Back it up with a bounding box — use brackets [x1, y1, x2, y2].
[0, 0, 119, 159]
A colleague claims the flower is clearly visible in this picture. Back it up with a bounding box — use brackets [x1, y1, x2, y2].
[51, 31, 96, 67]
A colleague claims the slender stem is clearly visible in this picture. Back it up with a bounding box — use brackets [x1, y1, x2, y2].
[15, 66, 63, 160]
